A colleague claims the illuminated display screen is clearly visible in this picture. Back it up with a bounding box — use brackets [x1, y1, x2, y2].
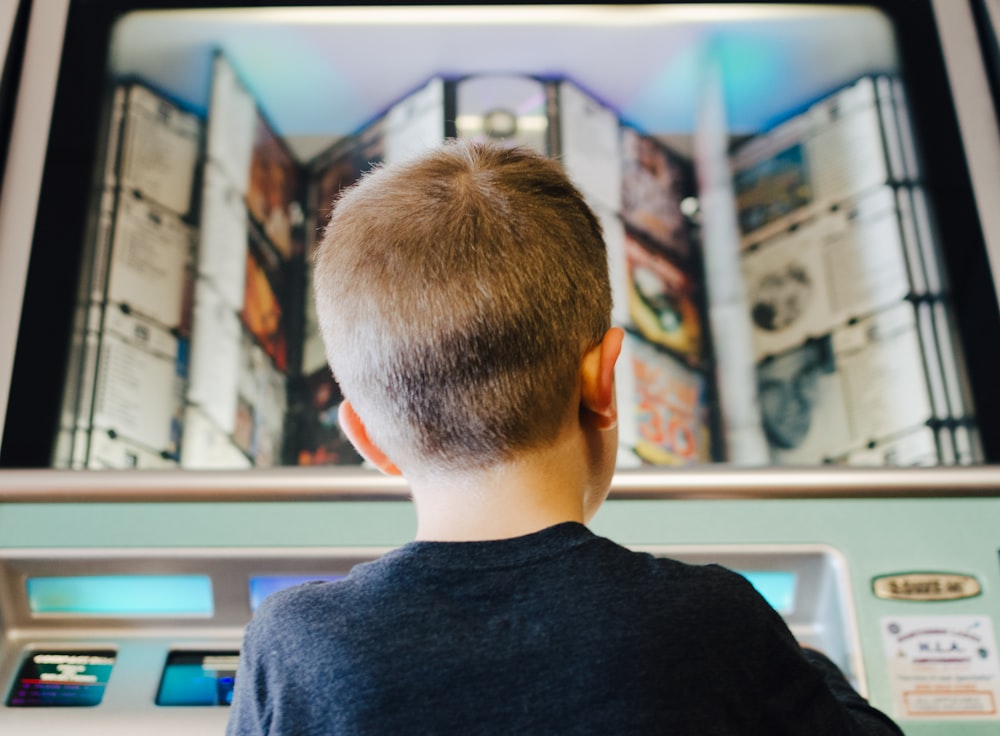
[26, 575, 214, 616]
[6, 651, 116, 707]
[739, 571, 797, 614]
[156, 651, 239, 707]
[249, 574, 345, 612]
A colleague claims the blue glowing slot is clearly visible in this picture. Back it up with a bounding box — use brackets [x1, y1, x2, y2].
[249, 575, 345, 612]
[738, 571, 797, 614]
[27, 575, 213, 616]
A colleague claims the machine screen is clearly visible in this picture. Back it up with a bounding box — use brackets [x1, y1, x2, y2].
[6, 650, 116, 707]
[249, 574, 345, 611]
[738, 571, 797, 614]
[26, 575, 214, 615]
[156, 651, 239, 706]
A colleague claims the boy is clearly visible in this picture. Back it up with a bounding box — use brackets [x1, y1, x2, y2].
[226, 140, 902, 734]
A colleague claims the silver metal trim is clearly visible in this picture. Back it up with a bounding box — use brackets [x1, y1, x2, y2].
[1, 465, 1000, 502]
[0, 0, 70, 442]
[932, 0, 1000, 306]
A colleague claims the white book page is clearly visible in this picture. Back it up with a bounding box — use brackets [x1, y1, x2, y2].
[742, 225, 832, 359]
[206, 55, 257, 193]
[384, 78, 446, 165]
[822, 187, 910, 323]
[558, 80, 621, 212]
[198, 163, 249, 310]
[120, 85, 201, 215]
[92, 310, 179, 451]
[107, 193, 192, 327]
[187, 279, 242, 434]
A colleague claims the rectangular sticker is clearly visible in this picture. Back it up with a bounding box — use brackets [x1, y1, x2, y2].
[882, 616, 1000, 719]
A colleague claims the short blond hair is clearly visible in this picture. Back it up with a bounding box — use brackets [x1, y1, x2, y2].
[313, 140, 611, 471]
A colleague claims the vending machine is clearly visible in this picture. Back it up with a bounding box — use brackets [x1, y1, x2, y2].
[1, 2, 1000, 734]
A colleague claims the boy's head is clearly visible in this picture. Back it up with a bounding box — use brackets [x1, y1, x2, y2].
[313, 139, 612, 474]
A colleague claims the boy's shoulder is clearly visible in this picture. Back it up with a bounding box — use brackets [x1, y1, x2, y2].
[249, 529, 769, 637]
[249, 575, 364, 633]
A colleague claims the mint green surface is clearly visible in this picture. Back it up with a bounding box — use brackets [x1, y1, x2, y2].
[596, 498, 1000, 736]
[1, 496, 998, 736]
[0, 501, 418, 548]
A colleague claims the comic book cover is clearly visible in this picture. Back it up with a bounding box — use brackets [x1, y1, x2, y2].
[309, 117, 386, 246]
[293, 366, 363, 466]
[247, 111, 302, 260]
[620, 333, 712, 465]
[731, 77, 897, 247]
[241, 229, 288, 372]
[733, 140, 812, 241]
[624, 228, 703, 364]
[621, 127, 695, 264]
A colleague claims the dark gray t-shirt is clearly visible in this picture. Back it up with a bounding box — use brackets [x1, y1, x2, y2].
[226, 522, 901, 735]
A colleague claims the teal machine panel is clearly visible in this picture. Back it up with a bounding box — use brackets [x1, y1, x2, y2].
[1, 468, 1000, 735]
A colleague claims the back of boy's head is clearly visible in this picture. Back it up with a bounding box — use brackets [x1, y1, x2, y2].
[313, 138, 612, 473]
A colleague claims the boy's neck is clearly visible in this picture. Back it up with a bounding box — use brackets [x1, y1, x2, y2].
[407, 427, 613, 542]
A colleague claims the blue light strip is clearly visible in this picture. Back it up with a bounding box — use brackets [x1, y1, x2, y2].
[27, 575, 214, 616]
[249, 575, 344, 611]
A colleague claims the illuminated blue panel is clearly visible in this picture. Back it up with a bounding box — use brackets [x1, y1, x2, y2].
[27, 576, 213, 616]
[738, 571, 797, 615]
[156, 651, 239, 707]
[249, 575, 344, 612]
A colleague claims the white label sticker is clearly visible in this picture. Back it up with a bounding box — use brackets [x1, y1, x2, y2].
[881, 616, 1000, 719]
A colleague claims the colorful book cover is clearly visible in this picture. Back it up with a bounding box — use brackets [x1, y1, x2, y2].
[241, 232, 288, 372]
[625, 229, 703, 364]
[247, 111, 302, 260]
[621, 127, 695, 265]
[622, 333, 712, 465]
[294, 367, 363, 466]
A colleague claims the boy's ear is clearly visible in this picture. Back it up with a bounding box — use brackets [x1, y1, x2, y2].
[580, 327, 624, 430]
[338, 400, 403, 476]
